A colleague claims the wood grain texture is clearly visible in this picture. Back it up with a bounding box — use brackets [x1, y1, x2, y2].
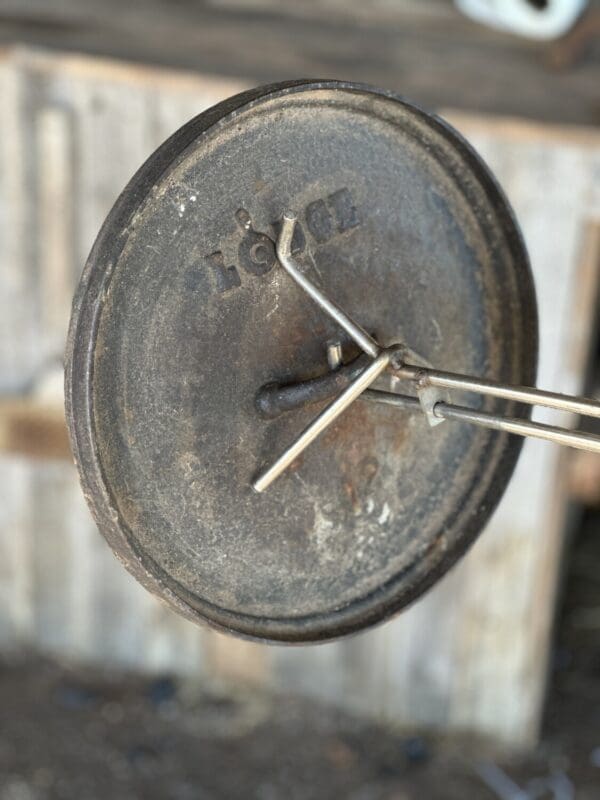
[0, 0, 597, 125]
[0, 47, 245, 677]
[0, 47, 599, 745]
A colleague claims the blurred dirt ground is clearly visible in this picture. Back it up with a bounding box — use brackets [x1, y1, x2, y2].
[1, 511, 600, 800]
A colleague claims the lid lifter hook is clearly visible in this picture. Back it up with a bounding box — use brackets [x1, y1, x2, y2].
[253, 212, 600, 492]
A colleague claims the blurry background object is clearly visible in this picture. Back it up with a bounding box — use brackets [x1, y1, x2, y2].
[456, 0, 588, 39]
[0, 0, 597, 124]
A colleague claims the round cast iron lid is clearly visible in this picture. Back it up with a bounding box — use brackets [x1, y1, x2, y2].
[65, 80, 538, 643]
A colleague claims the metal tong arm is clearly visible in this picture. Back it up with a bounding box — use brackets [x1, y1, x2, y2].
[276, 212, 380, 359]
[396, 364, 600, 420]
[253, 212, 387, 492]
[253, 212, 600, 492]
[253, 350, 393, 493]
[363, 390, 600, 455]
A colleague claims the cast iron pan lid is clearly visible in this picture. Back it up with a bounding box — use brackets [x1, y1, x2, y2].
[65, 80, 538, 643]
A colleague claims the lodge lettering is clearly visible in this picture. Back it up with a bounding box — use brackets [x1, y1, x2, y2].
[201, 187, 360, 295]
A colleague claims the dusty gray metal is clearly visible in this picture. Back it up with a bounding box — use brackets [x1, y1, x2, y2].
[65, 80, 538, 642]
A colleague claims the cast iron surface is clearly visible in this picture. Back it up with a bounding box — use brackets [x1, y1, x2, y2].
[65, 80, 538, 643]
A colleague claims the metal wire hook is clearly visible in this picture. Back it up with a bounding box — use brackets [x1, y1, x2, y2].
[253, 212, 600, 492]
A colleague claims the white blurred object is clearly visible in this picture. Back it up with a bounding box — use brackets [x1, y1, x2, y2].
[455, 0, 588, 40]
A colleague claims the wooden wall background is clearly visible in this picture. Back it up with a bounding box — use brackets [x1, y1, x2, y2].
[0, 46, 599, 746]
[0, 0, 597, 126]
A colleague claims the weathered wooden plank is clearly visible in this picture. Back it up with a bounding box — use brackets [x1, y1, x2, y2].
[0, 400, 69, 460]
[0, 458, 34, 646]
[0, 1, 598, 125]
[0, 55, 37, 649]
[1, 48, 599, 746]
[0, 49, 245, 672]
[440, 121, 600, 742]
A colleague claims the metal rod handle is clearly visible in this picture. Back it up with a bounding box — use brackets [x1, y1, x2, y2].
[396, 364, 600, 420]
[277, 213, 380, 359]
[363, 389, 600, 454]
[438, 402, 600, 453]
